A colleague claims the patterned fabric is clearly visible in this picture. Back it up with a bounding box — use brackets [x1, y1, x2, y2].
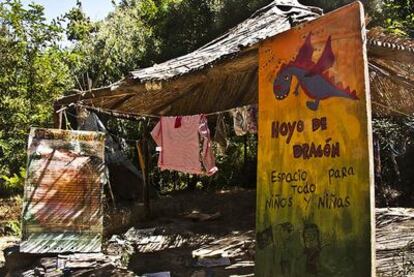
[199, 115, 218, 176]
[246, 105, 258, 133]
[232, 105, 258, 136]
[151, 115, 217, 176]
[232, 107, 248, 136]
[214, 114, 229, 155]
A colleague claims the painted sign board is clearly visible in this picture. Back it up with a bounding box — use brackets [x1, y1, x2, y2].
[21, 128, 105, 253]
[256, 2, 374, 276]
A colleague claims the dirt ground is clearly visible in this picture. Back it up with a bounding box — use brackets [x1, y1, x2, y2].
[0, 189, 256, 276]
[0, 197, 21, 226]
[0, 196, 22, 274]
[0, 196, 21, 238]
[118, 188, 256, 276]
[1, 190, 414, 276]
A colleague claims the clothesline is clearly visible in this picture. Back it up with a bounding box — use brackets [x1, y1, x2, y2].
[61, 102, 257, 160]
[63, 109, 143, 144]
[62, 105, 256, 146]
[57, 103, 255, 120]
[60, 101, 414, 122]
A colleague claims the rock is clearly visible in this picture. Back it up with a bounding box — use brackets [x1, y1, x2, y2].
[191, 269, 215, 277]
[183, 211, 221, 222]
[195, 257, 231, 268]
[191, 270, 206, 277]
[124, 227, 156, 242]
[3, 245, 40, 272]
[142, 272, 171, 277]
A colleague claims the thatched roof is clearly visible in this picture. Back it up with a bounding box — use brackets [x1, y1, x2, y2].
[367, 27, 414, 64]
[367, 27, 414, 117]
[56, 2, 414, 118]
[55, 0, 321, 116]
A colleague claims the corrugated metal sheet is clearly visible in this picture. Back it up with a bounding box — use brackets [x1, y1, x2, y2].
[21, 128, 106, 253]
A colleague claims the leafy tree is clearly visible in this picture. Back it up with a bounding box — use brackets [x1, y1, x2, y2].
[63, 0, 159, 88]
[0, 0, 412, 198]
[64, 0, 96, 41]
[376, 0, 414, 37]
[0, 0, 73, 192]
[151, 0, 215, 61]
[301, 0, 413, 37]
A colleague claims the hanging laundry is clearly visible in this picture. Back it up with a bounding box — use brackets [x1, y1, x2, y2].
[232, 105, 258, 136]
[214, 114, 229, 155]
[232, 107, 248, 136]
[151, 115, 218, 176]
[246, 104, 258, 134]
[199, 115, 218, 175]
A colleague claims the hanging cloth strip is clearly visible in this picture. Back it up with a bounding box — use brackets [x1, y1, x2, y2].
[246, 104, 258, 133]
[151, 115, 218, 176]
[214, 114, 229, 155]
[232, 105, 258, 136]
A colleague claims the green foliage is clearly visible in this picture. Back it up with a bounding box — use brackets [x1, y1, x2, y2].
[0, 0, 412, 199]
[212, 134, 257, 188]
[0, 220, 21, 236]
[63, 0, 159, 88]
[0, 167, 25, 196]
[0, 0, 73, 191]
[6, 220, 21, 236]
[150, 0, 215, 61]
[299, 0, 412, 37]
[379, 0, 414, 37]
[63, 0, 278, 88]
[64, 0, 97, 41]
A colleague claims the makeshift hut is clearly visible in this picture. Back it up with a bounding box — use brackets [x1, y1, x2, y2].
[11, 1, 414, 275]
[54, 0, 414, 204]
[54, 0, 322, 118]
[54, 3, 414, 119]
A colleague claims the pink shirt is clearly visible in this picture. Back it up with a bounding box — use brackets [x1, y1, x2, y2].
[151, 115, 217, 176]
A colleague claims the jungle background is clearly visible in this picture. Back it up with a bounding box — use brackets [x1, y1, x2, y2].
[0, 0, 413, 208]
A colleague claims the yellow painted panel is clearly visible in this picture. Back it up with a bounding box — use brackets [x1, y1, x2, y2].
[256, 2, 374, 276]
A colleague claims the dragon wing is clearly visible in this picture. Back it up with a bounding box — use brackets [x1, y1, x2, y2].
[294, 32, 314, 68]
[306, 36, 335, 76]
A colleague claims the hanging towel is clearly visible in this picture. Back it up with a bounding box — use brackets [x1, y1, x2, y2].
[214, 114, 229, 155]
[151, 115, 217, 176]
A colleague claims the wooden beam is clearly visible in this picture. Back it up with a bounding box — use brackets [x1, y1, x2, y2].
[53, 103, 63, 129]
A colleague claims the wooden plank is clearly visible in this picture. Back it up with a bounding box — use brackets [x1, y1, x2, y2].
[256, 3, 374, 276]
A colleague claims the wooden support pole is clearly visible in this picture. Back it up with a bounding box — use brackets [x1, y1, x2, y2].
[53, 103, 63, 129]
[142, 121, 151, 218]
[136, 123, 151, 219]
[106, 178, 117, 209]
[244, 135, 248, 169]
